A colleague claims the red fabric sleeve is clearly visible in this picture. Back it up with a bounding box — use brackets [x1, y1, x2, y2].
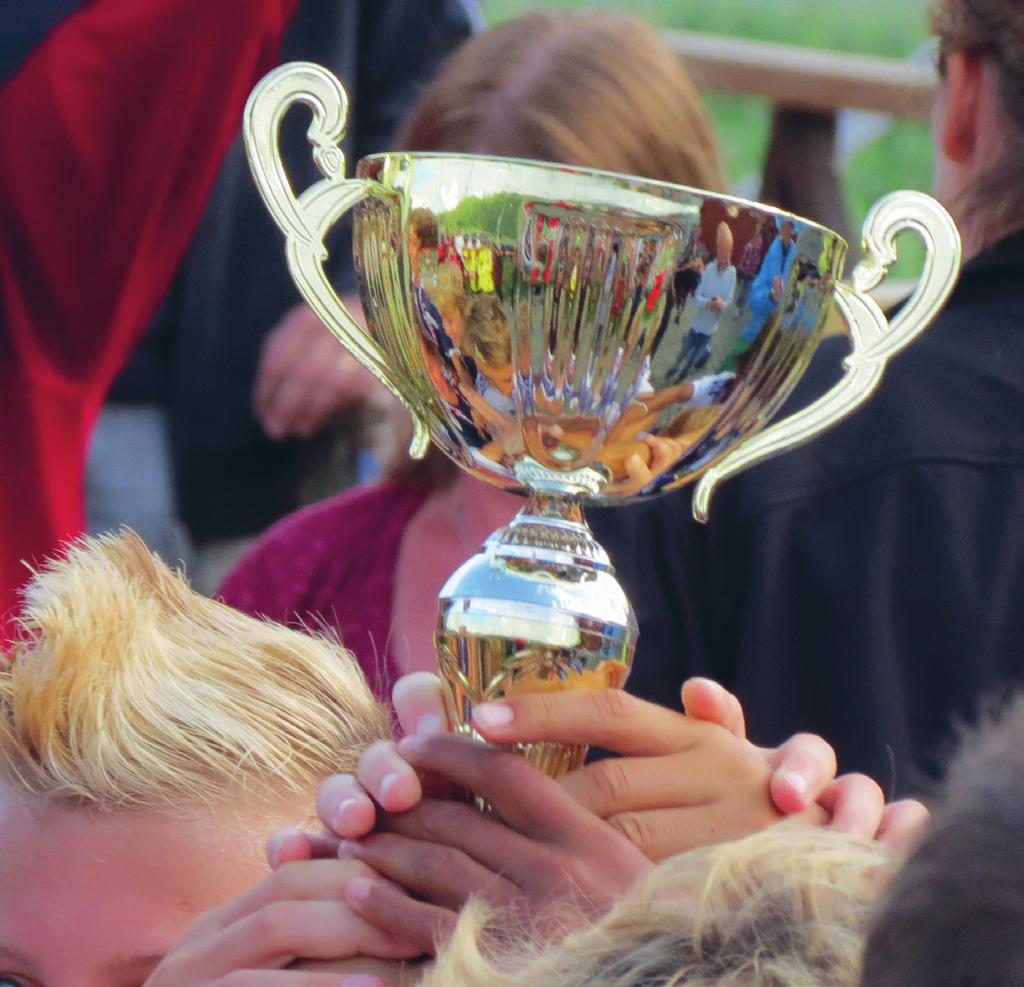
[0, 0, 298, 388]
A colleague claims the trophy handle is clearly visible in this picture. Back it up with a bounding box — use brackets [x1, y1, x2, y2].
[243, 61, 430, 458]
[692, 191, 962, 522]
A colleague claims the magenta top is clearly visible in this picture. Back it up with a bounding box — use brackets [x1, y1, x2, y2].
[220, 477, 433, 701]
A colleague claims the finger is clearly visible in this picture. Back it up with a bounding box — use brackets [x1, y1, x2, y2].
[356, 741, 423, 814]
[817, 773, 886, 838]
[378, 796, 558, 890]
[680, 678, 746, 738]
[346, 879, 456, 958]
[397, 734, 589, 840]
[470, 689, 703, 757]
[875, 799, 930, 854]
[201, 899, 417, 974]
[291, 387, 341, 440]
[261, 378, 312, 440]
[645, 436, 680, 475]
[606, 801, 791, 862]
[266, 827, 342, 869]
[253, 315, 306, 416]
[315, 774, 379, 839]
[559, 751, 733, 818]
[765, 732, 838, 814]
[201, 860, 378, 934]
[338, 832, 517, 911]
[392, 672, 450, 738]
[217, 973, 381, 987]
[623, 452, 651, 488]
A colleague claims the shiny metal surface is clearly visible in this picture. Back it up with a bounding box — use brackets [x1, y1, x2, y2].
[438, 493, 635, 778]
[244, 62, 961, 778]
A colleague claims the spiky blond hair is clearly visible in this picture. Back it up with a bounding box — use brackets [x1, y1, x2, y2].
[0, 532, 389, 811]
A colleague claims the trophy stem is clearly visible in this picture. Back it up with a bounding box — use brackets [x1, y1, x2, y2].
[436, 485, 638, 787]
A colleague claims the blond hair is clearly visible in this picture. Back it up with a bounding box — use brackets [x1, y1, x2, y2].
[0, 532, 389, 811]
[395, 10, 726, 193]
[425, 824, 894, 987]
[464, 296, 511, 368]
[429, 263, 468, 319]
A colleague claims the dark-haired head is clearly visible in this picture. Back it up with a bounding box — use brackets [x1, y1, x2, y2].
[861, 690, 1024, 985]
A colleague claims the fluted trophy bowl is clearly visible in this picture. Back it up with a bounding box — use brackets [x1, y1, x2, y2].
[245, 63, 961, 779]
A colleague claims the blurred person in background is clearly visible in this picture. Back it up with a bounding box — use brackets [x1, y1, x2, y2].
[589, 0, 1024, 795]
[86, 0, 480, 592]
[0, 0, 297, 646]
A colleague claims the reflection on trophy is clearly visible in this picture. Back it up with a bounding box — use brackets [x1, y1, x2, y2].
[244, 62, 961, 779]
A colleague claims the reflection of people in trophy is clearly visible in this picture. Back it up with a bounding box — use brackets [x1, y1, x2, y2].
[675, 225, 709, 306]
[599, 372, 738, 495]
[465, 296, 514, 415]
[452, 295, 523, 462]
[736, 213, 769, 309]
[223, 8, 728, 691]
[672, 222, 736, 378]
[740, 219, 797, 342]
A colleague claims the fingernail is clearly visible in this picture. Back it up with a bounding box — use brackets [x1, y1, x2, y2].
[265, 830, 286, 868]
[333, 797, 363, 830]
[337, 839, 362, 859]
[346, 877, 374, 903]
[379, 772, 403, 801]
[397, 734, 425, 758]
[416, 712, 446, 736]
[339, 976, 383, 987]
[781, 770, 809, 800]
[472, 702, 514, 730]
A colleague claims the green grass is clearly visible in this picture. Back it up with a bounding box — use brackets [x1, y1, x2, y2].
[479, 0, 936, 277]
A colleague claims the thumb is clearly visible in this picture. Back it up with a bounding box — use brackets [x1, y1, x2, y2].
[392, 672, 451, 739]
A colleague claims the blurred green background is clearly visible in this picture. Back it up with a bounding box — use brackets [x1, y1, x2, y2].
[480, 0, 936, 274]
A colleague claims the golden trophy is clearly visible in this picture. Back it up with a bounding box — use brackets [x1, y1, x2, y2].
[244, 63, 961, 777]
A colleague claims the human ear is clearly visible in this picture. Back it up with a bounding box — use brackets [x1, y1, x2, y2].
[939, 49, 985, 164]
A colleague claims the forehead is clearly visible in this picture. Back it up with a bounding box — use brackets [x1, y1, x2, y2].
[0, 785, 270, 984]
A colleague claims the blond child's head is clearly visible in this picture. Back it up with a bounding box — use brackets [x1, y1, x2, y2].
[0, 531, 389, 987]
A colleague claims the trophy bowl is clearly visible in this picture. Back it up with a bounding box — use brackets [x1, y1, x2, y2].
[245, 63, 961, 778]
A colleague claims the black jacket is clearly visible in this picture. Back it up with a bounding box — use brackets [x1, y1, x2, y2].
[591, 229, 1024, 795]
[110, 0, 478, 542]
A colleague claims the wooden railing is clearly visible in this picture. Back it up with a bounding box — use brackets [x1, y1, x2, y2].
[664, 31, 938, 306]
[665, 31, 937, 120]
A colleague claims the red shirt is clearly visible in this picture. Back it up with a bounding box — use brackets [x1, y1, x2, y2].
[0, 0, 296, 644]
[220, 478, 434, 701]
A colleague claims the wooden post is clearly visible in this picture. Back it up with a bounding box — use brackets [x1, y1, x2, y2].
[760, 107, 852, 247]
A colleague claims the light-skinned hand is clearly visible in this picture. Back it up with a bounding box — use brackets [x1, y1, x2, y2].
[253, 301, 379, 441]
[143, 859, 418, 987]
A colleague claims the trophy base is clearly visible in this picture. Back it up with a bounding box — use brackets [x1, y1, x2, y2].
[436, 490, 637, 788]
